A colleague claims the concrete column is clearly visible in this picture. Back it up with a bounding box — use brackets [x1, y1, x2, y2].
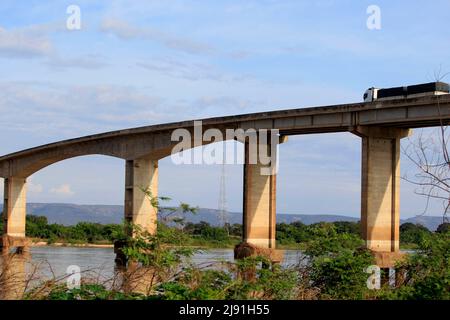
[242, 139, 276, 248]
[1, 177, 29, 253]
[354, 127, 410, 267]
[235, 135, 284, 264]
[124, 158, 158, 235]
[0, 254, 28, 299]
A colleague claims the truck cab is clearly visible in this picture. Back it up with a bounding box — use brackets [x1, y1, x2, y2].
[363, 87, 379, 102]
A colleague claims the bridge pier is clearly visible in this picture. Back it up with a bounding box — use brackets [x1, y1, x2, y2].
[354, 126, 411, 267]
[234, 137, 284, 264]
[0, 253, 28, 299]
[1, 177, 30, 255]
[124, 158, 158, 234]
[115, 158, 158, 265]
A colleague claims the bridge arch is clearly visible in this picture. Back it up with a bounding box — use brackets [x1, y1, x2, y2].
[0, 154, 128, 249]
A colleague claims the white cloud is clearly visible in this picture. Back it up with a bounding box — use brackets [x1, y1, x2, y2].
[0, 25, 53, 58]
[137, 59, 222, 81]
[28, 181, 43, 194]
[44, 54, 109, 70]
[100, 18, 215, 55]
[137, 57, 252, 83]
[0, 23, 108, 71]
[0, 82, 171, 138]
[50, 184, 74, 196]
[192, 96, 265, 115]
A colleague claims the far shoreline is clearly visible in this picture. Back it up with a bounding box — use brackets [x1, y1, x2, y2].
[29, 241, 304, 250]
[31, 241, 114, 249]
[29, 241, 418, 251]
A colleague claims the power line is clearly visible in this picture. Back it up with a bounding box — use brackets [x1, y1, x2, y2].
[218, 144, 229, 230]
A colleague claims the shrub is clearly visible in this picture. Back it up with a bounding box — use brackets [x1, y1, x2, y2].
[400, 223, 431, 245]
[382, 232, 450, 300]
[436, 222, 450, 234]
[303, 224, 375, 299]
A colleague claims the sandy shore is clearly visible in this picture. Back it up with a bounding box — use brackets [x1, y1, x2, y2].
[31, 241, 113, 248]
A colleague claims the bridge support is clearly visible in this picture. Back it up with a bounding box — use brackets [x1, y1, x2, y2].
[0, 253, 28, 299]
[1, 177, 29, 255]
[234, 137, 284, 263]
[354, 126, 411, 267]
[124, 158, 158, 234]
[115, 158, 158, 265]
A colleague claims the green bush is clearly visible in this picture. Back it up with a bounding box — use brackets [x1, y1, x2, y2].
[156, 269, 232, 300]
[304, 224, 375, 299]
[43, 284, 143, 300]
[155, 257, 298, 300]
[382, 232, 450, 300]
[400, 223, 431, 245]
[436, 222, 450, 234]
[276, 222, 309, 244]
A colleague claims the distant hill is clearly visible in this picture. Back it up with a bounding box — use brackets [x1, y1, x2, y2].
[401, 215, 446, 232]
[0, 203, 445, 231]
[164, 207, 361, 226]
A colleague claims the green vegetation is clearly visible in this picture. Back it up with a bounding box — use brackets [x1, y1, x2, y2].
[32, 220, 449, 300]
[437, 222, 450, 234]
[25, 215, 122, 245]
[276, 221, 361, 249]
[400, 223, 431, 248]
[0, 189, 439, 250]
[304, 225, 375, 299]
[43, 284, 143, 300]
[2, 189, 448, 300]
[379, 231, 450, 300]
[11, 214, 241, 247]
[0, 213, 440, 250]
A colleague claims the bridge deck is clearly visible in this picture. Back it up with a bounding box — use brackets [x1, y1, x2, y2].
[1, 94, 450, 162]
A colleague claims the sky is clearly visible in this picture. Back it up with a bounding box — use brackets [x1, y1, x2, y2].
[0, 0, 449, 219]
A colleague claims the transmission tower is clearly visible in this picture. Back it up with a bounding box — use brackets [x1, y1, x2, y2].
[218, 146, 229, 230]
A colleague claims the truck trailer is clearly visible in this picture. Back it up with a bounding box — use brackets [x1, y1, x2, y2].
[363, 81, 449, 102]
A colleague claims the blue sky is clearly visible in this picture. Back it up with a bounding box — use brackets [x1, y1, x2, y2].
[0, 0, 449, 218]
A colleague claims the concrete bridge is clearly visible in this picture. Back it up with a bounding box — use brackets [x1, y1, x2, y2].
[1, 95, 450, 267]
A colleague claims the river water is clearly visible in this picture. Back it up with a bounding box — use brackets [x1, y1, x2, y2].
[7, 247, 304, 284]
[0, 246, 305, 299]
[30, 247, 303, 276]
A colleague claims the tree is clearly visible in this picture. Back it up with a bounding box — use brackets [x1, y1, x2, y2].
[303, 225, 374, 299]
[26, 215, 50, 238]
[436, 222, 450, 233]
[141, 187, 197, 227]
[332, 221, 360, 235]
[400, 222, 431, 245]
[228, 223, 242, 237]
[402, 75, 450, 223]
[382, 232, 450, 300]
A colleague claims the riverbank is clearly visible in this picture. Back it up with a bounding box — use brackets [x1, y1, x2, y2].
[27, 238, 301, 250]
[31, 241, 114, 249]
[28, 238, 240, 249]
[28, 239, 418, 251]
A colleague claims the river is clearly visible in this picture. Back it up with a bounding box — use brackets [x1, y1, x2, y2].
[31, 246, 302, 273]
[13, 247, 305, 283]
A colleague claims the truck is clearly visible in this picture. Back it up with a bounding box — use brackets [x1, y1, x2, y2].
[363, 81, 449, 102]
